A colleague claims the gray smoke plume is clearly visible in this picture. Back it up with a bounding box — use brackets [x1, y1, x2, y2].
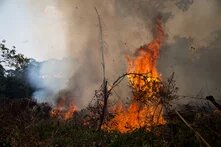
[29, 0, 221, 107]
[58, 0, 221, 106]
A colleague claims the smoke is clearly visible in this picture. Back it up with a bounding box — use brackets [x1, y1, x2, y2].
[166, 0, 221, 48]
[28, 0, 221, 107]
[159, 31, 221, 100]
[57, 0, 220, 106]
[28, 58, 77, 104]
[57, 0, 153, 107]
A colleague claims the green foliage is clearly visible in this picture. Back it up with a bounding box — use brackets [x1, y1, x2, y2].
[0, 40, 29, 70]
[0, 40, 34, 99]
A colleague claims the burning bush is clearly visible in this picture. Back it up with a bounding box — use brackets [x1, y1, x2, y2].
[50, 90, 77, 120]
[101, 18, 166, 133]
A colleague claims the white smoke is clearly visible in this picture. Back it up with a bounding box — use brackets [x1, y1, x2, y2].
[28, 58, 77, 104]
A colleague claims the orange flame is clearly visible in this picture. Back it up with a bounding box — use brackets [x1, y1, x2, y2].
[50, 96, 76, 120]
[127, 17, 164, 82]
[104, 18, 166, 133]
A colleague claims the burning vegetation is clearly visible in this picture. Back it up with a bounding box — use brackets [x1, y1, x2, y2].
[48, 18, 167, 134]
[1, 7, 221, 146]
[50, 91, 77, 120]
[48, 18, 170, 133]
[103, 18, 166, 133]
[1, 0, 221, 146]
[1, 16, 221, 147]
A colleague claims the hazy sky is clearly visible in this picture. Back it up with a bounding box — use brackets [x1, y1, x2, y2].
[0, 0, 67, 61]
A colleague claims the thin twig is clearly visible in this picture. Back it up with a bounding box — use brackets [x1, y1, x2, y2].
[95, 7, 105, 80]
[95, 7, 108, 130]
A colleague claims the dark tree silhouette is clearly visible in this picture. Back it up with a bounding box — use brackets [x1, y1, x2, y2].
[0, 40, 34, 99]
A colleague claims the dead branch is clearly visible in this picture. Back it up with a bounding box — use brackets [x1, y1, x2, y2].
[174, 109, 211, 147]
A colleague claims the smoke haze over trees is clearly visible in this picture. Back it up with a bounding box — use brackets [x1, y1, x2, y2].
[1, 0, 221, 108]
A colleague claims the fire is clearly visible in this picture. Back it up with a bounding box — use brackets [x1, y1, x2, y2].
[105, 102, 165, 133]
[50, 95, 76, 120]
[104, 18, 166, 133]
